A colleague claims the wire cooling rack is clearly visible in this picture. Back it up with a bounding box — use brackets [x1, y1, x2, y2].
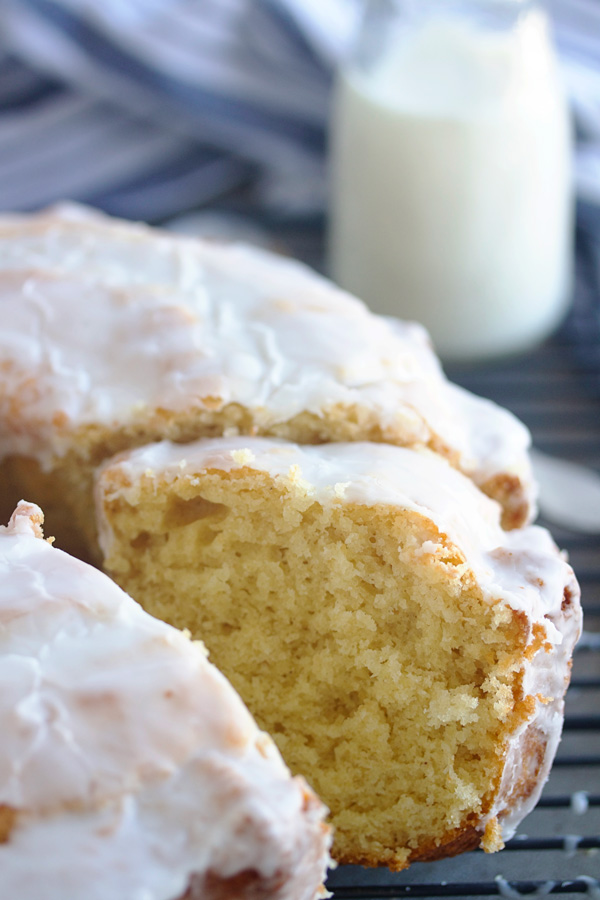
[325, 327, 600, 898]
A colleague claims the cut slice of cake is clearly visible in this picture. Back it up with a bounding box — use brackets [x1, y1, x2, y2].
[96, 437, 581, 871]
[0, 206, 533, 563]
[0, 501, 331, 900]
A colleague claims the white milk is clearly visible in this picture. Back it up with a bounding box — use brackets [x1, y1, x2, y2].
[329, 10, 573, 362]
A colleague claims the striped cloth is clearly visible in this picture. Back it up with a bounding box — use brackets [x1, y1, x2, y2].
[0, 0, 598, 221]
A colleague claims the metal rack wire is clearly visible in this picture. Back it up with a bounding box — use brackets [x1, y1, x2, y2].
[326, 331, 600, 899]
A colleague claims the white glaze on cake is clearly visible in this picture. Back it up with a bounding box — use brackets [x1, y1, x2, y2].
[0, 502, 331, 900]
[96, 436, 581, 844]
[0, 205, 533, 517]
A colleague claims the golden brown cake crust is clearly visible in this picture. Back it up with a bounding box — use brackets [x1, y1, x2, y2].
[480, 471, 530, 530]
[0, 806, 17, 845]
[180, 868, 315, 900]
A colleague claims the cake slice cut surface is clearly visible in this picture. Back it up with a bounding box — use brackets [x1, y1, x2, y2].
[96, 437, 581, 870]
[0, 501, 331, 900]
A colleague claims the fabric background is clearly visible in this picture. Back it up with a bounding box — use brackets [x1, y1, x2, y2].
[0, 0, 598, 220]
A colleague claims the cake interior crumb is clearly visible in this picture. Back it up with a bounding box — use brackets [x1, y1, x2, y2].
[102, 466, 529, 868]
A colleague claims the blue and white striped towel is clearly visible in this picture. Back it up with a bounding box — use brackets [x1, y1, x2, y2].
[0, 0, 598, 221]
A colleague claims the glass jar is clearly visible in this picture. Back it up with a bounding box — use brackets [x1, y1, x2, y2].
[328, 0, 573, 362]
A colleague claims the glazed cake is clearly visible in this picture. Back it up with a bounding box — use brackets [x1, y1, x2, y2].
[96, 437, 581, 870]
[0, 501, 331, 900]
[0, 206, 533, 561]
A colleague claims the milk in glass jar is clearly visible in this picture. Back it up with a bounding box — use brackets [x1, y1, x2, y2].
[328, 0, 573, 362]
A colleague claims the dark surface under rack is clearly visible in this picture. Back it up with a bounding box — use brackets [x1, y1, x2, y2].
[327, 331, 600, 898]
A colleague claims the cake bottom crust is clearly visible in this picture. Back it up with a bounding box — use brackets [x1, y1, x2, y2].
[176, 869, 322, 900]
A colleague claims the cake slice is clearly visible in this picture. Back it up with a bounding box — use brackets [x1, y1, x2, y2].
[0, 501, 331, 900]
[96, 436, 581, 871]
[0, 206, 533, 563]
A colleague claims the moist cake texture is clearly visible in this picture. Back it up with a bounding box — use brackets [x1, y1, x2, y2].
[97, 437, 581, 870]
[0, 205, 534, 561]
[0, 501, 331, 900]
